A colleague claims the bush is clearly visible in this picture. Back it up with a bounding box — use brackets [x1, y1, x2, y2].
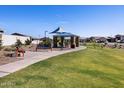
[4, 47, 16, 51]
[38, 38, 51, 47]
[25, 39, 32, 45]
[15, 39, 22, 47]
[86, 43, 102, 49]
[11, 44, 16, 48]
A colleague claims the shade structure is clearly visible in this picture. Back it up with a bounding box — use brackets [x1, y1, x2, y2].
[50, 27, 80, 48]
[50, 27, 78, 37]
[50, 27, 63, 34]
[53, 32, 78, 37]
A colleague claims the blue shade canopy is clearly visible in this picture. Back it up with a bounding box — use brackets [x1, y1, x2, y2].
[50, 27, 61, 34]
[50, 27, 78, 37]
[50, 27, 64, 34]
[54, 32, 77, 37]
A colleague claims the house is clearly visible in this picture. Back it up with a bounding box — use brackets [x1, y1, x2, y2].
[115, 34, 124, 43]
[106, 37, 116, 42]
[0, 30, 4, 34]
[31, 37, 41, 44]
[0, 31, 31, 46]
[89, 36, 107, 43]
[0, 29, 4, 45]
[80, 37, 88, 43]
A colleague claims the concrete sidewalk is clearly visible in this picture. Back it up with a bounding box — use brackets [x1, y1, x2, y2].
[0, 46, 86, 77]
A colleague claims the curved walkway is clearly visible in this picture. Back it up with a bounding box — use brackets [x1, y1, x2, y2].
[0, 46, 86, 77]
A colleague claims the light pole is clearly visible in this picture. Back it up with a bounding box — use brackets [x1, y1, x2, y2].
[45, 31, 48, 46]
[45, 31, 48, 37]
[45, 31, 48, 38]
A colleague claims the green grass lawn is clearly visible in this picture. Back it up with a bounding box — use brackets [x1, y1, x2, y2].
[1, 47, 124, 88]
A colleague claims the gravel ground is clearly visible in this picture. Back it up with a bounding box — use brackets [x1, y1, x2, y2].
[0, 51, 23, 66]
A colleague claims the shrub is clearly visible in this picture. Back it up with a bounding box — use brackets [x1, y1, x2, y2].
[86, 42, 102, 49]
[25, 39, 32, 45]
[38, 38, 51, 47]
[15, 39, 22, 47]
[11, 44, 16, 48]
[4, 47, 16, 51]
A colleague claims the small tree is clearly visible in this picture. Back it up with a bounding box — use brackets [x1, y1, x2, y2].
[39, 38, 51, 47]
[43, 38, 51, 47]
[15, 39, 22, 47]
[25, 39, 32, 45]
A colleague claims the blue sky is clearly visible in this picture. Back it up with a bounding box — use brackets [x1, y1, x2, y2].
[0, 5, 124, 37]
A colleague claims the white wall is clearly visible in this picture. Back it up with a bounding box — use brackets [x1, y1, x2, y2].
[2, 34, 30, 46]
[32, 40, 40, 44]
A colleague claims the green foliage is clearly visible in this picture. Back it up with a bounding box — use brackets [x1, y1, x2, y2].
[15, 39, 22, 47]
[4, 47, 16, 51]
[86, 43, 102, 49]
[39, 38, 51, 47]
[25, 39, 32, 45]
